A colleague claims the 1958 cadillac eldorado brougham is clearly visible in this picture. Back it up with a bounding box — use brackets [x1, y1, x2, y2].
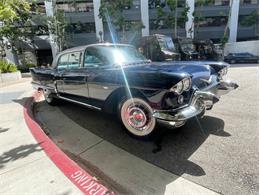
[30, 43, 238, 139]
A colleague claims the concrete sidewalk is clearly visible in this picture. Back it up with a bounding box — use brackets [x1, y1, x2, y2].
[0, 79, 220, 195]
[34, 87, 220, 194]
[0, 79, 82, 195]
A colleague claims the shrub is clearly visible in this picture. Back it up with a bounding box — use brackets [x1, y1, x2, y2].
[0, 60, 18, 73]
[17, 63, 36, 73]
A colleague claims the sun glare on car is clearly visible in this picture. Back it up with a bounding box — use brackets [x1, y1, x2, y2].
[113, 49, 126, 64]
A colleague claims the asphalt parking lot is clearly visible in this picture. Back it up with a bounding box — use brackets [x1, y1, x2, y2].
[35, 64, 258, 195]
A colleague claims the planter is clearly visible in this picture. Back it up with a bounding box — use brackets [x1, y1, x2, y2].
[0, 71, 22, 84]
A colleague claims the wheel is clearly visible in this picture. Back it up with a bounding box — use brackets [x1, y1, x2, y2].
[119, 97, 156, 139]
[230, 60, 236, 64]
[43, 89, 58, 106]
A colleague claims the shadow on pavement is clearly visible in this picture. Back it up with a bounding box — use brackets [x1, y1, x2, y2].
[0, 143, 43, 169]
[56, 101, 229, 178]
[0, 127, 9, 133]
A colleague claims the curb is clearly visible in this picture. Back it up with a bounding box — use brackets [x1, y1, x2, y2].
[0, 71, 22, 83]
[23, 92, 114, 195]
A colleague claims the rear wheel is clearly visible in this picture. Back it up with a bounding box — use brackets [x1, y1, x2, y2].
[230, 60, 236, 64]
[43, 89, 58, 106]
[119, 97, 156, 139]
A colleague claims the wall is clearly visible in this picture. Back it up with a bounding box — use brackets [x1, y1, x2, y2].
[224, 40, 259, 56]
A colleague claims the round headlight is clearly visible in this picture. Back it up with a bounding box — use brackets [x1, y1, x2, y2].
[183, 77, 191, 91]
[170, 81, 184, 94]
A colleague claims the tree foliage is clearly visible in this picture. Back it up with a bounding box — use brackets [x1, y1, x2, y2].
[99, 0, 144, 42]
[47, 10, 68, 52]
[0, 0, 30, 22]
[193, 0, 214, 37]
[155, 0, 190, 36]
[0, 0, 36, 54]
[240, 11, 258, 27]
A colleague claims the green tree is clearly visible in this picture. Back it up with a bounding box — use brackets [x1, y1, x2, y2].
[47, 10, 69, 52]
[240, 11, 259, 36]
[99, 0, 144, 43]
[0, 0, 33, 63]
[220, 1, 232, 55]
[155, 0, 190, 37]
[193, 0, 214, 37]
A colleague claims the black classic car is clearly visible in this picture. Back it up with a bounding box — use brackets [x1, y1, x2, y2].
[173, 37, 199, 60]
[30, 43, 238, 139]
[194, 39, 223, 61]
[134, 34, 181, 61]
[135, 34, 199, 62]
[224, 52, 259, 64]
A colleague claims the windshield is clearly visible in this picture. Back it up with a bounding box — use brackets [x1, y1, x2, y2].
[87, 45, 149, 66]
[181, 42, 195, 52]
[157, 36, 176, 52]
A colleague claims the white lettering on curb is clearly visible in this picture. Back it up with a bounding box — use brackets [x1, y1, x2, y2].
[71, 170, 110, 195]
[71, 171, 82, 178]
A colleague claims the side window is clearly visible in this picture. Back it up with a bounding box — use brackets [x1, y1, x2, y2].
[84, 49, 104, 67]
[57, 54, 69, 70]
[68, 52, 81, 69]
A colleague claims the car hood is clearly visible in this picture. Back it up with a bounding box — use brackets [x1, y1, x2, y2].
[120, 61, 225, 89]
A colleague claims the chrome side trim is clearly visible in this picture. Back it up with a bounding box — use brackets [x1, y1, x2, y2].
[57, 95, 102, 110]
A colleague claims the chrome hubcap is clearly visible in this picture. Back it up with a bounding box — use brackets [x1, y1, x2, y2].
[126, 105, 149, 131]
[43, 90, 52, 102]
[120, 98, 156, 136]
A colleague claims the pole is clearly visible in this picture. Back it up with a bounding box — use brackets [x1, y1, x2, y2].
[174, 0, 178, 37]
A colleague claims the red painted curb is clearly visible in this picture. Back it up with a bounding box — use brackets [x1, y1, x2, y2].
[23, 92, 114, 195]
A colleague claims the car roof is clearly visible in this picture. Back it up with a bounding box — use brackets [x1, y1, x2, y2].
[230, 52, 251, 55]
[59, 43, 134, 54]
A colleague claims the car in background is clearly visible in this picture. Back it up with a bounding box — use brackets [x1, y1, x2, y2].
[224, 52, 259, 64]
[134, 34, 200, 62]
[194, 39, 223, 61]
[134, 34, 181, 61]
[173, 37, 199, 60]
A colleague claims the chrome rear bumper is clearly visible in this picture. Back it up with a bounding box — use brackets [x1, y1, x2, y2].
[153, 80, 238, 123]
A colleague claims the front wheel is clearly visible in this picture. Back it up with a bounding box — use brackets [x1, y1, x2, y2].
[119, 97, 156, 139]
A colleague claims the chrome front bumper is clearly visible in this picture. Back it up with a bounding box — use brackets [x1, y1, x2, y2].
[153, 80, 238, 122]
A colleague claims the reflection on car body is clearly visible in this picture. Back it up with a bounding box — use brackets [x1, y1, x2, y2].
[30, 43, 238, 139]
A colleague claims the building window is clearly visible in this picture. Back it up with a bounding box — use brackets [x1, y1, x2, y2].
[148, 0, 187, 9]
[56, 2, 94, 13]
[239, 12, 259, 27]
[103, 21, 143, 32]
[195, 16, 228, 27]
[149, 18, 185, 30]
[67, 22, 95, 34]
[240, 0, 258, 4]
[202, 0, 230, 6]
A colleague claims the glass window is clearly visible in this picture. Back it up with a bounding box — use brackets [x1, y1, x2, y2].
[84, 45, 148, 67]
[241, 0, 258, 4]
[84, 49, 105, 67]
[57, 52, 81, 70]
[157, 36, 177, 52]
[57, 54, 69, 70]
[67, 52, 81, 69]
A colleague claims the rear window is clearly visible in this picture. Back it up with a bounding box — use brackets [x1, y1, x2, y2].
[57, 52, 82, 70]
